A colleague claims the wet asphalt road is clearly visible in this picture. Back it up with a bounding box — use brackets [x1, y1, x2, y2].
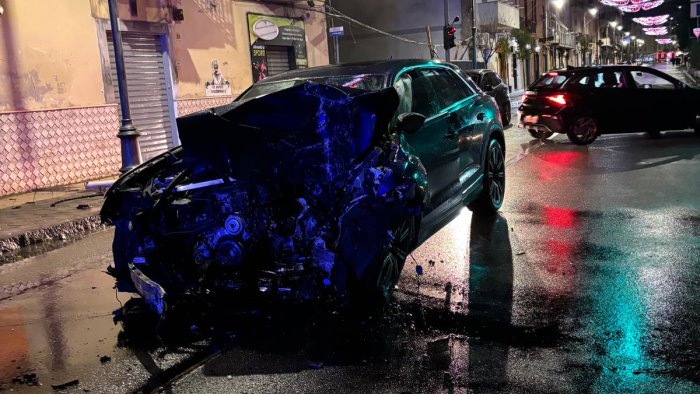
[1, 72, 699, 392]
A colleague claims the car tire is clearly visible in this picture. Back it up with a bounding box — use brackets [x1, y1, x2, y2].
[528, 129, 554, 141]
[468, 138, 505, 214]
[349, 215, 419, 314]
[694, 116, 700, 136]
[501, 105, 511, 126]
[567, 116, 599, 145]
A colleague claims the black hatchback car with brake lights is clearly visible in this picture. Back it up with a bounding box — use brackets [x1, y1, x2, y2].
[519, 66, 700, 145]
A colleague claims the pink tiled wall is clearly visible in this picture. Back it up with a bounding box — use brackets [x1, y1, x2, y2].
[0, 106, 121, 196]
[176, 97, 235, 116]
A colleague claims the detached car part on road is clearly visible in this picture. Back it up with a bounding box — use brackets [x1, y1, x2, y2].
[101, 60, 505, 316]
[519, 65, 700, 144]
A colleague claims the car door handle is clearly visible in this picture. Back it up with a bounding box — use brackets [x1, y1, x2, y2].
[444, 130, 457, 139]
[477, 112, 485, 121]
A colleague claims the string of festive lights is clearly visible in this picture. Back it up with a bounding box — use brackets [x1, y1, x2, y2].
[643, 26, 668, 35]
[655, 38, 673, 44]
[604, 0, 664, 13]
[632, 14, 669, 26]
[600, 0, 629, 5]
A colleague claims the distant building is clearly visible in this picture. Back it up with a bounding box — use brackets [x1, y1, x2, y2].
[0, 0, 329, 196]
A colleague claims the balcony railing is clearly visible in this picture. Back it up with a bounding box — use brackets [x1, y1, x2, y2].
[477, 1, 520, 30]
[553, 31, 577, 49]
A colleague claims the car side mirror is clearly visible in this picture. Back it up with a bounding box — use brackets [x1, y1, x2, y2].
[483, 83, 494, 91]
[396, 112, 426, 135]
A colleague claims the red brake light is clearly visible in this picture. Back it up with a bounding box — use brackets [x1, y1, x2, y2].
[546, 94, 567, 106]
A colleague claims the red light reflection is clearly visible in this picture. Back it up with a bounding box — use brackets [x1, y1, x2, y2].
[544, 206, 576, 228]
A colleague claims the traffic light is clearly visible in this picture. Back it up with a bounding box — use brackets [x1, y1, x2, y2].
[443, 25, 456, 50]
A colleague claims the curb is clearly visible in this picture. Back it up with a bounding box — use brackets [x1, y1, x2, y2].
[0, 215, 110, 265]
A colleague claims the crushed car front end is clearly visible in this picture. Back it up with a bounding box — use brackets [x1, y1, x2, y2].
[101, 82, 428, 316]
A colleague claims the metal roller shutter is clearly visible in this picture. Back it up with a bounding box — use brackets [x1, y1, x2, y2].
[108, 32, 173, 161]
[266, 46, 292, 76]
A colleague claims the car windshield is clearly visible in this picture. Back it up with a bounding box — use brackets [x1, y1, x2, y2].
[239, 74, 387, 101]
[533, 73, 569, 88]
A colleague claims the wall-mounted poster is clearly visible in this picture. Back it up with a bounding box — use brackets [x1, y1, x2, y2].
[247, 13, 308, 82]
[204, 60, 231, 96]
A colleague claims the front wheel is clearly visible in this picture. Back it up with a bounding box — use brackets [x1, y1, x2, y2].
[468, 138, 505, 214]
[567, 116, 599, 145]
[346, 215, 419, 314]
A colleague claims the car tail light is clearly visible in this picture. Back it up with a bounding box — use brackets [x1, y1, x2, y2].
[546, 94, 567, 106]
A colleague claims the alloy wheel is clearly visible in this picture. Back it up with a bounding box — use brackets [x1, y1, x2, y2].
[569, 117, 598, 145]
[486, 141, 505, 208]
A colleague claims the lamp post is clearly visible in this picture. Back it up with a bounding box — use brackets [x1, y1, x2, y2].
[583, 8, 598, 65]
[108, 0, 142, 173]
[550, 0, 565, 68]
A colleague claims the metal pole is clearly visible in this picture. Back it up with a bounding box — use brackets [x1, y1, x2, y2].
[444, 0, 450, 61]
[108, 0, 142, 173]
[329, 0, 339, 64]
[472, 0, 477, 69]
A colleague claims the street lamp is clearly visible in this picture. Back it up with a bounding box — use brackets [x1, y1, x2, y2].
[616, 25, 623, 31]
[583, 8, 598, 66]
[625, 32, 630, 36]
[107, 0, 142, 173]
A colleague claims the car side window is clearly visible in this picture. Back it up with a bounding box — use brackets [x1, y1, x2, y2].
[630, 71, 676, 89]
[420, 68, 469, 109]
[405, 70, 441, 118]
[592, 71, 627, 88]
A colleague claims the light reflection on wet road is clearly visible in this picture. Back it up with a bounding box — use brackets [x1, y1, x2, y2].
[1, 129, 699, 393]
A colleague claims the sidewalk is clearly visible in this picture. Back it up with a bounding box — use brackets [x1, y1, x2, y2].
[0, 181, 113, 264]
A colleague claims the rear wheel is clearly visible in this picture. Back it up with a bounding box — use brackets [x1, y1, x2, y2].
[528, 129, 554, 141]
[468, 138, 505, 214]
[567, 116, 599, 145]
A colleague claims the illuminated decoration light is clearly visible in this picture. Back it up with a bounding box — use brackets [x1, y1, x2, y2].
[643, 27, 668, 35]
[615, 0, 664, 12]
[618, 4, 641, 12]
[632, 15, 669, 26]
[641, 0, 663, 10]
[600, 0, 629, 5]
[655, 38, 673, 44]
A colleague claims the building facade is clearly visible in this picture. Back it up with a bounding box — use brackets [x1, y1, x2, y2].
[0, 0, 329, 196]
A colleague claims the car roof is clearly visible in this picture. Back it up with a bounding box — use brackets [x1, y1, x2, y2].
[547, 65, 666, 75]
[258, 59, 461, 85]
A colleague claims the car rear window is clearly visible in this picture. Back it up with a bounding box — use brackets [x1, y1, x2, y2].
[533, 73, 569, 88]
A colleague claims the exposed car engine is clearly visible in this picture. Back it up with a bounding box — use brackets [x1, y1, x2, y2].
[101, 83, 428, 316]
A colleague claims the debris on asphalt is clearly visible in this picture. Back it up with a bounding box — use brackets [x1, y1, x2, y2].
[12, 372, 40, 386]
[308, 361, 324, 370]
[51, 379, 79, 391]
[416, 265, 423, 276]
[77, 204, 91, 210]
[99, 355, 112, 364]
[428, 259, 436, 267]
